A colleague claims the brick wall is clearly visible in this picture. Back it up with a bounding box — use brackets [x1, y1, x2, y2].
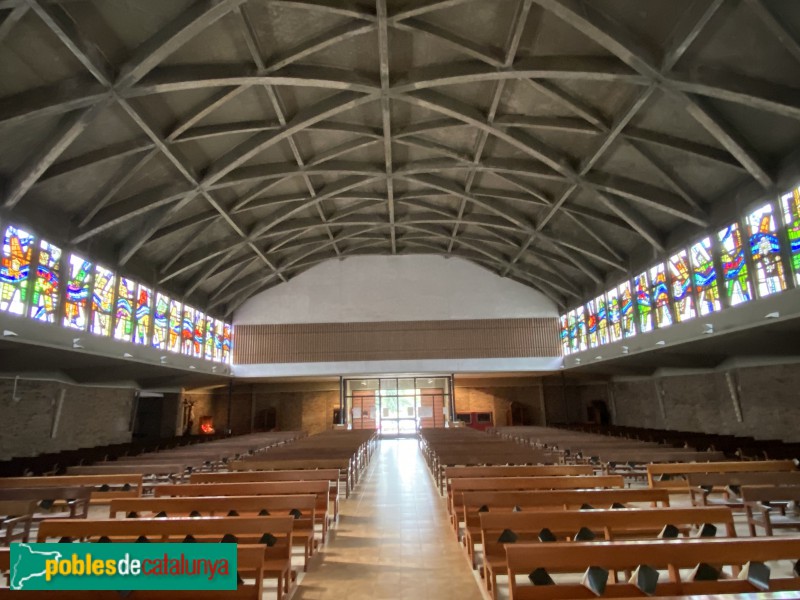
[0, 378, 135, 460]
[454, 382, 546, 427]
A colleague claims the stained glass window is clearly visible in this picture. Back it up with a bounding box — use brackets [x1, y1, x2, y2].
[64, 254, 93, 330]
[606, 287, 622, 343]
[152, 292, 169, 350]
[182, 305, 196, 355]
[168, 299, 182, 353]
[781, 186, 800, 285]
[0, 225, 34, 315]
[668, 250, 695, 322]
[559, 314, 570, 355]
[114, 277, 136, 342]
[566, 310, 577, 354]
[619, 281, 636, 338]
[91, 265, 115, 337]
[214, 318, 224, 362]
[747, 203, 786, 297]
[718, 222, 753, 306]
[586, 299, 599, 348]
[649, 263, 672, 328]
[689, 237, 720, 316]
[595, 295, 608, 345]
[575, 306, 588, 352]
[205, 318, 216, 360]
[222, 323, 233, 363]
[29, 239, 61, 323]
[135, 284, 152, 346]
[192, 310, 205, 358]
[634, 271, 653, 333]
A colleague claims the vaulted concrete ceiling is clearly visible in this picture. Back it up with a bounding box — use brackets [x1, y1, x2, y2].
[1, 0, 799, 317]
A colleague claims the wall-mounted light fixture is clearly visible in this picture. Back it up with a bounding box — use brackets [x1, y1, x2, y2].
[703, 323, 714, 335]
[2, 330, 18, 337]
[765, 312, 780, 319]
[655, 340, 666, 346]
[72, 338, 84, 349]
[621, 346, 629, 355]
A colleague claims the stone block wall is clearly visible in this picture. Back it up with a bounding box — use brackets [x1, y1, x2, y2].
[544, 363, 800, 443]
[0, 378, 135, 460]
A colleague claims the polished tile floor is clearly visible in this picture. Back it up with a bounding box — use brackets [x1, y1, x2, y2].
[292, 438, 485, 599]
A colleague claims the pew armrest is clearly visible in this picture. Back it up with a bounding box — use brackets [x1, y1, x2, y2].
[689, 486, 710, 506]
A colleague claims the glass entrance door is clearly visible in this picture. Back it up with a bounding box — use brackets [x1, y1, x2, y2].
[344, 376, 453, 436]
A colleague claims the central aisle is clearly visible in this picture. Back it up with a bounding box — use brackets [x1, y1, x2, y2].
[294, 438, 485, 599]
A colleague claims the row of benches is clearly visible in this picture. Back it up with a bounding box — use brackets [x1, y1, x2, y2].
[0, 429, 378, 598]
[426, 428, 800, 600]
[560, 423, 800, 461]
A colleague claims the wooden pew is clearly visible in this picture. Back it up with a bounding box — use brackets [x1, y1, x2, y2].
[743, 485, 800, 536]
[0, 545, 267, 599]
[152, 481, 331, 541]
[459, 488, 671, 563]
[37, 517, 294, 600]
[443, 465, 594, 496]
[689, 471, 800, 508]
[479, 506, 736, 599]
[191, 469, 341, 520]
[66, 464, 190, 483]
[647, 460, 797, 491]
[0, 475, 142, 504]
[109, 495, 318, 571]
[505, 538, 800, 599]
[448, 475, 625, 534]
[0, 486, 91, 521]
[229, 459, 352, 498]
[0, 500, 35, 544]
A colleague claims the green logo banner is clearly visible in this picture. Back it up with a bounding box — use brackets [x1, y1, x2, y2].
[10, 543, 237, 590]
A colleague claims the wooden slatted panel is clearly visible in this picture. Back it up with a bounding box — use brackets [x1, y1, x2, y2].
[233, 318, 559, 364]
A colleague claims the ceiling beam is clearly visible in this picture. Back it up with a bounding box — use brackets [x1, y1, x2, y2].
[115, 0, 247, 89]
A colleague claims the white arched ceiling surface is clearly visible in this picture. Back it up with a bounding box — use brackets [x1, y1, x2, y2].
[234, 254, 558, 325]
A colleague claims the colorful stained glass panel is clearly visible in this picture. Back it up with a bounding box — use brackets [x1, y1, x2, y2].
[182, 306, 196, 355]
[63, 254, 93, 330]
[135, 284, 152, 346]
[586, 299, 599, 348]
[747, 203, 786, 297]
[114, 277, 136, 342]
[222, 323, 232, 364]
[619, 281, 636, 338]
[30, 240, 61, 323]
[649, 263, 672, 328]
[575, 306, 588, 352]
[0, 225, 34, 315]
[689, 237, 720, 316]
[205, 318, 216, 360]
[168, 299, 182, 353]
[781, 186, 800, 285]
[669, 250, 695, 322]
[634, 272, 653, 333]
[214, 318, 224, 362]
[152, 293, 169, 350]
[192, 310, 204, 358]
[567, 310, 578, 354]
[595, 295, 608, 345]
[91, 266, 115, 336]
[607, 287, 621, 343]
[718, 222, 753, 306]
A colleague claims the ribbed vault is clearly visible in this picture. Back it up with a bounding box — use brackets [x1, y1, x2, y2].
[1, 0, 799, 316]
